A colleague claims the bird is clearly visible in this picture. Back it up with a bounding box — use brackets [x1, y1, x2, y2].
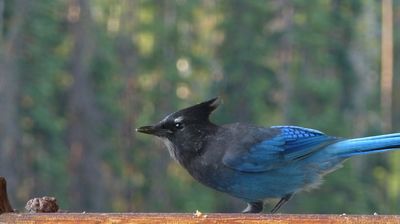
[136, 97, 400, 213]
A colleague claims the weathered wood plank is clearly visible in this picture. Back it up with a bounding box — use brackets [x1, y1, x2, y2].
[0, 213, 399, 224]
[0, 177, 13, 214]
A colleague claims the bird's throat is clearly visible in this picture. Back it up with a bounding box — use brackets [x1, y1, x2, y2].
[160, 137, 205, 168]
[160, 138, 180, 163]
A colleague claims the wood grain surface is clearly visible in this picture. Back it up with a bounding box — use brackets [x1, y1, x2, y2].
[1, 213, 399, 224]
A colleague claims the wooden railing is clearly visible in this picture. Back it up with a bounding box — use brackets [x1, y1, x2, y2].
[1, 213, 400, 223]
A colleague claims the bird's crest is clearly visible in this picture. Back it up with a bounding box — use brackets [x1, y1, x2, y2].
[174, 97, 220, 122]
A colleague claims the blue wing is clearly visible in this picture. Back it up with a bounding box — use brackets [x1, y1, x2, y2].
[222, 126, 338, 172]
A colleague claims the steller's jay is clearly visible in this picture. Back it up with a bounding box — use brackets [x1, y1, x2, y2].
[136, 97, 400, 213]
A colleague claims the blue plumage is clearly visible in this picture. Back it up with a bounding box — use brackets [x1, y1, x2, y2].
[222, 126, 338, 172]
[325, 133, 400, 157]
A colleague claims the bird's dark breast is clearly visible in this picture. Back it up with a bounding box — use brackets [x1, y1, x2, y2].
[185, 152, 236, 193]
[178, 134, 235, 192]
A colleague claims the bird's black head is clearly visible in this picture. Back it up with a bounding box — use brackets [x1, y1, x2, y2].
[136, 97, 220, 163]
[136, 97, 220, 138]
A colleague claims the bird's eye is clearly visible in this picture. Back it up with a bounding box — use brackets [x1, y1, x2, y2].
[175, 122, 183, 129]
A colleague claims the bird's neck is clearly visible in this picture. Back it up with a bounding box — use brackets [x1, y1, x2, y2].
[171, 123, 219, 168]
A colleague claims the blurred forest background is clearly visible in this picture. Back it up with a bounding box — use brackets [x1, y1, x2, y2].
[0, 0, 399, 214]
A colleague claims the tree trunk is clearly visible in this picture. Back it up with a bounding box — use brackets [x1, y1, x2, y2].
[66, 0, 108, 211]
[275, 0, 294, 123]
[381, 0, 393, 132]
[116, 0, 140, 211]
[145, 0, 177, 211]
[0, 0, 29, 202]
[393, 0, 400, 130]
[349, 0, 379, 136]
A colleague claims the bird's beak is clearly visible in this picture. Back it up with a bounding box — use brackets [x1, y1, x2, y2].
[136, 125, 158, 135]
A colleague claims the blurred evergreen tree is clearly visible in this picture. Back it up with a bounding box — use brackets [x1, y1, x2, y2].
[0, 0, 398, 214]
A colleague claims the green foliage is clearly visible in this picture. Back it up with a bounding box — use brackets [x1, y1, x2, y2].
[2, 0, 399, 213]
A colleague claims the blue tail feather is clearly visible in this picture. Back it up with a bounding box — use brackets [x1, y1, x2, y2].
[346, 133, 400, 141]
[325, 133, 400, 157]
